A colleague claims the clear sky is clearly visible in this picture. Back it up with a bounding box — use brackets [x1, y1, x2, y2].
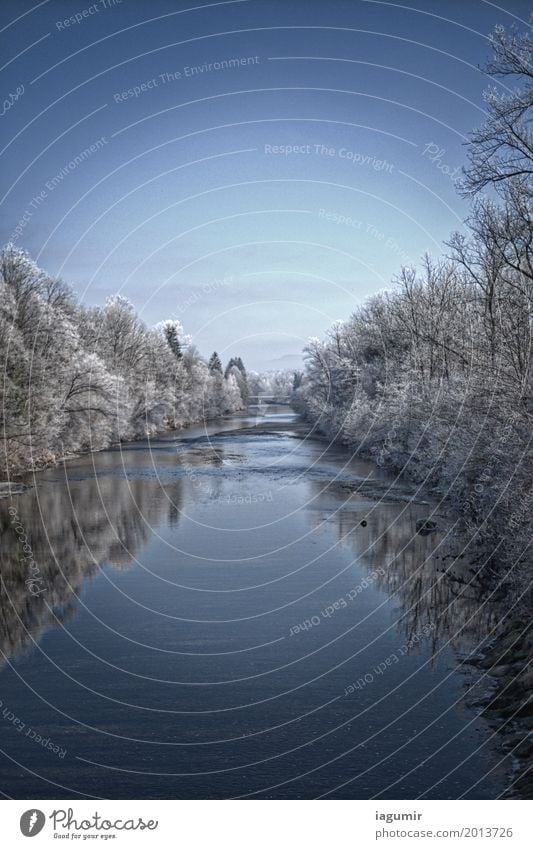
[1, 0, 530, 370]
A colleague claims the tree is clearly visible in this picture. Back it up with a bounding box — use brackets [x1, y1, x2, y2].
[456, 20, 533, 399]
[208, 352, 223, 373]
[224, 357, 249, 405]
[294, 15, 533, 584]
[0, 247, 249, 473]
[462, 22, 533, 195]
[224, 357, 240, 378]
[160, 319, 183, 360]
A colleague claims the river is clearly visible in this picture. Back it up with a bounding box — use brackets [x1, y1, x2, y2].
[0, 406, 507, 798]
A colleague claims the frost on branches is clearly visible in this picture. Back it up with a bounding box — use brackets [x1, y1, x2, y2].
[294, 21, 533, 594]
[0, 247, 246, 473]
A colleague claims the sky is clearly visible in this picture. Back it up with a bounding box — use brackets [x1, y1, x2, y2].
[0, 0, 531, 370]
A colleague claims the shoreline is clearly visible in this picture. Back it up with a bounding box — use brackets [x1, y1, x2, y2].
[464, 623, 533, 798]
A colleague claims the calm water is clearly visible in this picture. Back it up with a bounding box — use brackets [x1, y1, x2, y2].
[0, 408, 506, 798]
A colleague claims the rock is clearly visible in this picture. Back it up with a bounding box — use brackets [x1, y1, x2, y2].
[462, 657, 485, 670]
[490, 664, 520, 677]
[472, 655, 496, 669]
[501, 731, 532, 751]
[498, 628, 530, 652]
[516, 695, 533, 718]
[416, 517, 437, 534]
[518, 785, 533, 800]
[516, 740, 533, 759]
[467, 695, 491, 709]
[483, 697, 515, 717]
[515, 716, 533, 730]
[510, 776, 533, 799]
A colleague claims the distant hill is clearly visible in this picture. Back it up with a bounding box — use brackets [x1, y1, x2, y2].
[257, 353, 304, 372]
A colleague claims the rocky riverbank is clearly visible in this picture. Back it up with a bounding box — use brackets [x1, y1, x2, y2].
[464, 621, 533, 798]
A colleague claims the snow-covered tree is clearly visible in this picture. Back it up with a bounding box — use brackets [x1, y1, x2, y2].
[295, 19, 533, 596]
[159, 319, 183, 361]
[0, 249, 247, 473]
[224, 357, 249, 404]
[208, 352, 223, 373]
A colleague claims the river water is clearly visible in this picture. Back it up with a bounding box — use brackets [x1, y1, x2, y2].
[0, 407, 507, 798]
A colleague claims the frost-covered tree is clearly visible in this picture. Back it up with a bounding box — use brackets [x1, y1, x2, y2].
[224, 357, 249, 404]
[0, 248, 246, 473]
[248, 369, 295, 403]
[208, 352, 223, 373]
[295, 20, 533, 596]
[462, 21, 533, 195]
[160, 319, 183, 361]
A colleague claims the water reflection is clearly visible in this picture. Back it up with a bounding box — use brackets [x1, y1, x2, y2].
[0, 419, 503, 674]
[0, 415, 508, 799]
[0, 473, 183, 667]
[307, 488, 502, 652]
[0, 427, 272, 669]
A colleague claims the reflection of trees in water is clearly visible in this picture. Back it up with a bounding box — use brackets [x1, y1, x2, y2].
[308, 487, 501, 651]
[0, 474, 182, 665]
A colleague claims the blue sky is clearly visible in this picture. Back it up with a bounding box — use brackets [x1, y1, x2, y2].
[1, 0, 530, 369]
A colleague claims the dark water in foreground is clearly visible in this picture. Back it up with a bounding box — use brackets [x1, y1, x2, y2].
[0, 408, 507, 798]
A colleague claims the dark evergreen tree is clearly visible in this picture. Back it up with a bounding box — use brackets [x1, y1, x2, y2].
[225, 357, 249, 405]
[224, 357, 247, 378]
[224, 357, 238, 379]
[164, 323, 182, 360]
[208, 352, 223, 373]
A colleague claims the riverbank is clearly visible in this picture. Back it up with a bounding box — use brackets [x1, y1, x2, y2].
[464, 622, 533, 798]
[2, 403, 252, 483]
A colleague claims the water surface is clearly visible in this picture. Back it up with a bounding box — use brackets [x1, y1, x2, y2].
[0, 408, 506, 798]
